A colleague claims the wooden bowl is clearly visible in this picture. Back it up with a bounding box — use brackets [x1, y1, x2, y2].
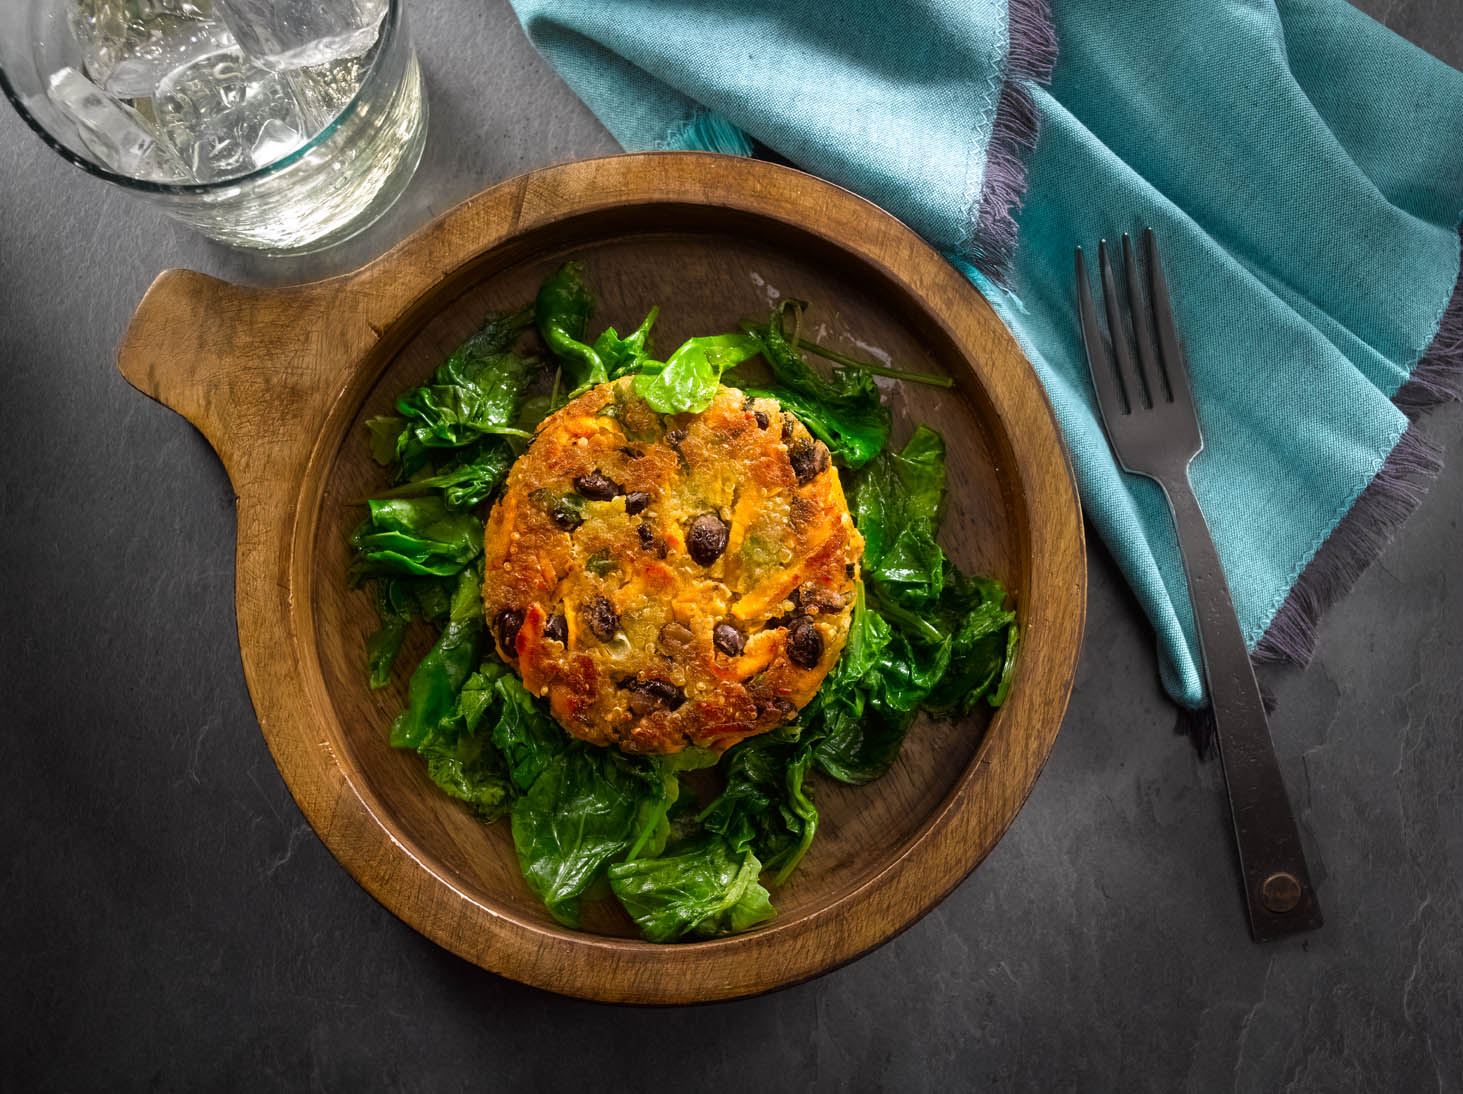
[116, 153, 1085, 1004]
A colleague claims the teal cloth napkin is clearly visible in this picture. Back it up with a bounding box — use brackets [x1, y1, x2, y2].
[507, 0, 1463, 707]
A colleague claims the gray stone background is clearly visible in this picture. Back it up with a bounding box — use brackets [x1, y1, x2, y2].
[1, 1, 1458, 1089]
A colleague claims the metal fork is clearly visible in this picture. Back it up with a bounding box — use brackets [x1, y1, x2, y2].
[1076, 229, 1322, 942]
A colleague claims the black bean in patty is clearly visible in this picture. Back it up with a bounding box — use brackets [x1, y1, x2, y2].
[786, 615, 824, 668]
[543, 612, 567, 645]
[780, 413, 795, 441]
[754, 695, 798, 724]
[584, 595, 619, 641]
[623, 491, 651, 516]
[712, 622, 745, 657]
[686, 513, 730, 566]
[494, 608, 524, 653]
[754, 410, 770, 430]
[572, 469, 620, 501]
[788, 439, 831, 485]
[636, 522, 669, 559]
[620, 676, 686, 713]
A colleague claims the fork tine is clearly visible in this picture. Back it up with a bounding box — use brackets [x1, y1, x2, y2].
[1075, 247, 1127, 424]
[1122, 233, 1169, 403]
[1098, 239, 1146, 411]
[1144, 228, 1194, 411]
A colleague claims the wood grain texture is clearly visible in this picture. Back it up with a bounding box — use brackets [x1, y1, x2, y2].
[115, 153, 1086, 1004]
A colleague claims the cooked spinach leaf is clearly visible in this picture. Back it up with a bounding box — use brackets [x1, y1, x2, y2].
[744, 384, 889, 469]
[634, 333, 763, 414]
[420, 733, 513, 822]
[850, 427, 1018, 716]
[381, 310, 536, 476]
[365, 614, 409, 690]
[809, 594, 951, 784]
[700, 731, 819, 883]
[745, 300, 882, 407]
[609, 836, 775, 942]
[366, 442, 514, 512]
[389, 567, 485, 750]
[374, 574, 512, 820]
[510, 744, 650, 927]
[535, 261, 608, 392]
[455, 662, 507, 731]
[366, 415, 406, 465]
[597, 307, 659, 379]
[624, 748, 720, 863]
[991, 623, 1020, 706]
[364, 577, 423, 689]
[363, 574, 450, 694]
[491, 673, 568, 792]
[854, 423, 946, 600]
[807, 585, 897, 781]
[735, 300, 891, 466]
[389, 659, 514, 821]
[917, 584, 1011, 714]
[349, 497, 484, 580]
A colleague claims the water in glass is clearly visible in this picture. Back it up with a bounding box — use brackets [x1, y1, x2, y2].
[28, 0, 425, 252]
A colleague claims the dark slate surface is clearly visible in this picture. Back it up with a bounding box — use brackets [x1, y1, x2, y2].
[2, 2, 1458, 1089]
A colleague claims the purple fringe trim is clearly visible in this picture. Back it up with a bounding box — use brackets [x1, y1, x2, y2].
[1395, 248, 1463, 418]
[1253, 423, 1446, 667]
[967, 0, 1057, 283]
[1252, 227, 1463, 669]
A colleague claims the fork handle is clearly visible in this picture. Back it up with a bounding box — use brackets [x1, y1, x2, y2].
[1159, 468, 1323, 942]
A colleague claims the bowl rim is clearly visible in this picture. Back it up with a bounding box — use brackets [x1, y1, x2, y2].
[119, 152, 1086, 1004]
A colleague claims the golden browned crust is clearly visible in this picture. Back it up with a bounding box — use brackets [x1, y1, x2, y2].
[481, 377, 863, 754]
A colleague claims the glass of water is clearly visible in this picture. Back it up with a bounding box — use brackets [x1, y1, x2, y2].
[0, 0, 427, 254]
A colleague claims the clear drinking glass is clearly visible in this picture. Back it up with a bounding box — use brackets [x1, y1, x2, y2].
[0, 0, 427, 254]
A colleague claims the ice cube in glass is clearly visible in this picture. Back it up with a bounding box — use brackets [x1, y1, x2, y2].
[46, 65, 185, 179]
[67, 0, 234, 99]
[212, 0, 386, 71]
[154, 45, 307, 180]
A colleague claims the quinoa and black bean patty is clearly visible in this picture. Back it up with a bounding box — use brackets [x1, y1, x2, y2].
[481, 376, 863, 754]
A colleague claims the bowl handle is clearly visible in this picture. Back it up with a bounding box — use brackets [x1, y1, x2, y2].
[117, 268, 359, 485]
